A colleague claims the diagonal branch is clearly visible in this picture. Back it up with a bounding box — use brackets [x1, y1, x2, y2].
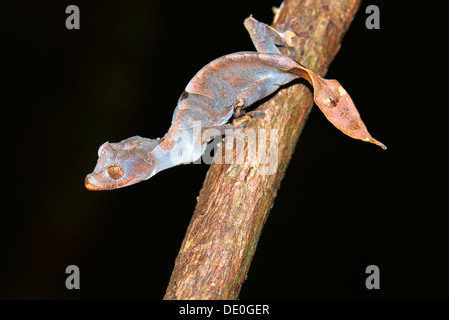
[164, 0, 362, 300]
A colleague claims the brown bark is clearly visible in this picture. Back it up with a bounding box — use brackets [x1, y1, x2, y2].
[164, 0, 361, 300]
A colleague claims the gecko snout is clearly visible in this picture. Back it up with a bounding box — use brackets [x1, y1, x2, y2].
[84, 175, 103, 191]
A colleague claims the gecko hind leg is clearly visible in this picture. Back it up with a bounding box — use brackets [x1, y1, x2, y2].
[243, 15, 296, 55]
[233, 94, 266, 122]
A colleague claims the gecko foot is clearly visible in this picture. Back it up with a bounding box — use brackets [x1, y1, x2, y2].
[279, 30, 296, 47]
[233, 110, 265, 127]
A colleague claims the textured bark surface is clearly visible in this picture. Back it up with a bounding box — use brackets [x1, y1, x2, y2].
[164, 0, 361, 300]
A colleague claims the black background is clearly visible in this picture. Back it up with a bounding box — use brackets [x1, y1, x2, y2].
[2, 0, 447, 299]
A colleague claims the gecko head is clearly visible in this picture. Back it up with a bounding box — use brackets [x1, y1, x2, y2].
[85, 136, 160, 191]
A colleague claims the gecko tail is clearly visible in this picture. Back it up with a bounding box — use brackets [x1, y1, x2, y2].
[290, 65, 386, 150]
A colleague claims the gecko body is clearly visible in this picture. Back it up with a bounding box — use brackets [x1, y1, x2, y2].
[85, 16, 385, 191]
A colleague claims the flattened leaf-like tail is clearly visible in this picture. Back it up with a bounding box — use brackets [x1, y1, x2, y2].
[289, 65, 387, 150]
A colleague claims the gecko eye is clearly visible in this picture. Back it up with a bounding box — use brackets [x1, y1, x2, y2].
[107, 165, 124, 179]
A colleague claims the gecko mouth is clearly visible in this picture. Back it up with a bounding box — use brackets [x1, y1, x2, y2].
[84, 176, 104, 191]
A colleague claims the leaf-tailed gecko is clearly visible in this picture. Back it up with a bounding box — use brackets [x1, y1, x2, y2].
[85, 16, 386, 191]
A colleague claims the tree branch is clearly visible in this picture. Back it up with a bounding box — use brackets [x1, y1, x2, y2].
[164, 0, 361, 300]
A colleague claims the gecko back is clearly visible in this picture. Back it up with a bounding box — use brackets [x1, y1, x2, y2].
[169, 52, 299, 132]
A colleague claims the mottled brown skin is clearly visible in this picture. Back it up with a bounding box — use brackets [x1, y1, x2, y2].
[85, 14, 384, 191]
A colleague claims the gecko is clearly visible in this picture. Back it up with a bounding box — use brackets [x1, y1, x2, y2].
[85, 16, 386, 191]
